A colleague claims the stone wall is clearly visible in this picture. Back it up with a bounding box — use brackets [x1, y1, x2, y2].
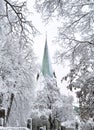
[61, 126, 74, 130]
[0, 127, 29, 130]
[65, 128, 74, 130]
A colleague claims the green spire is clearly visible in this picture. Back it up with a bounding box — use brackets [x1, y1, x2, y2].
[41, 34, 53, 77]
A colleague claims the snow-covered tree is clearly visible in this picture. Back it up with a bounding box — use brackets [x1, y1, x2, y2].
[0, 0, 37, 126]
[34, 0, 94, 121]
[80, 118, 94, 130]
[31, 76, 75, 130]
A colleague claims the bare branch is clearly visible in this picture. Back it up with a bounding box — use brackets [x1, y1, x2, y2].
[3, 0, 25, 32]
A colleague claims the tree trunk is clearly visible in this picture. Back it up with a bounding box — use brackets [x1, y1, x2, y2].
[6, 93, 14, 124]
[48, 114, 55, 130]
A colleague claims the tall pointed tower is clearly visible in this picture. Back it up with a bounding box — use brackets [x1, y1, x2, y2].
[41, 34, 53, 77]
